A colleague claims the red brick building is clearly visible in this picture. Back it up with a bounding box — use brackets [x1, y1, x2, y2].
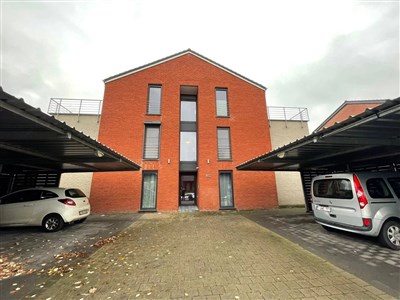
[90, 49, 278, 212]
[315, 99, 387, 131]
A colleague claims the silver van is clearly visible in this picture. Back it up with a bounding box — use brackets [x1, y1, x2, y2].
[311, 172, 400, 250]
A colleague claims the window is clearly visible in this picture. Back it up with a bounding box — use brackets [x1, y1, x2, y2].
[313, 179, 353, 199]
[219, 171, 234, 208]
[216, 88, 228, 117]
[0, 190, 41, 204]
[65, 189, 86, 198]
[388, 177, 400, 198]
[141, 172, 158, 210]
[143, 125, 160, 159]
[180, 132, 197, 161]
[217, 128, 231, 160]
[181, 101, 196, 122]
[366, 178, 393, 199]
[41, 190, 59, 199]
[147, 85, 162, 115]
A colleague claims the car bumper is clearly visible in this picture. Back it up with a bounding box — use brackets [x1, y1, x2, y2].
[314, 217, 378, 236]
[62, 206, 91, 223]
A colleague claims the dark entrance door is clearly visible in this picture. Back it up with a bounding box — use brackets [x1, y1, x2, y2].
[179, 172, 197, 206]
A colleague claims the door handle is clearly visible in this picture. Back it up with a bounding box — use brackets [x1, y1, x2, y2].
[23, 204, 33, 207]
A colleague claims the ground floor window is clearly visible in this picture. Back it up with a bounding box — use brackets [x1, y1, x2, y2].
[141, 171, 158, 210]
[219, 171, 234, 208]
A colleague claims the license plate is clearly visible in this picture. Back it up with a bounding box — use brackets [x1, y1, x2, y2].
[79, 209, 88, 215]
[316, 205, 331, 212]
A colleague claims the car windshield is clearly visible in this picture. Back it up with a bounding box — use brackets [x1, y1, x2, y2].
[65, 189, 86, 198]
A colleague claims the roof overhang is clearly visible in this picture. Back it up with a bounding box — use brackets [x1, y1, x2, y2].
[0, 88, 140, 174]
[237, 97, 400, 172]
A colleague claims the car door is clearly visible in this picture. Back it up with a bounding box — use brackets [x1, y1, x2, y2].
[0, 190, 41, 225]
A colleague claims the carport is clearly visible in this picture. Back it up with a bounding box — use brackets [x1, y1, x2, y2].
[237, 97, 400, 210]
[0, 87, 140, 196]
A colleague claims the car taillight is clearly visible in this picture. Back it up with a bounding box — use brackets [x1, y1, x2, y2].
[58, 198, 76, 206]
[353, 174, 368, 209]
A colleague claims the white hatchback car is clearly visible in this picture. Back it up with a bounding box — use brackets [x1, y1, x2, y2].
[0, 187, 90, 232]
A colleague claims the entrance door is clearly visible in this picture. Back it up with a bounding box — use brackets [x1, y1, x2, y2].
[179, 173, 197, 206]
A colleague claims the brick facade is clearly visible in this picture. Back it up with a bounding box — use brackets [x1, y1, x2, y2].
[90, 51, 278, 212]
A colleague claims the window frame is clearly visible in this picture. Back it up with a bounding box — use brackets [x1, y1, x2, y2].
[140, 171, 158, 211]
[143, 124, 161, 160]
[215, 88, 229, 117]
[180, 131, 197, 162]
[219, 171, 235, 209]
[146, 85, 162, 115]
[387, 177, 400, 198]
[217, 127, 232, 161]
[366, 178, 394, 199]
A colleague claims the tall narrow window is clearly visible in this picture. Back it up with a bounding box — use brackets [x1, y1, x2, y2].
[217, 128, 231, 160]
[180, 101, 196, 122]
[141, 171, 158, 210]
[219, 171, 234, 208]
[216, 88, 228, 117]
[180, 132, 197, 161]
[147, 85, 162, 114]
[143, 125, 160, 159]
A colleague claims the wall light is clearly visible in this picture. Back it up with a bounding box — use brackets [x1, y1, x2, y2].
[94, 150, 104, 157]
[277, 152, 286, 159]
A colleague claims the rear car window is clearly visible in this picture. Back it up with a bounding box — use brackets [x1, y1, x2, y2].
[65, 189, 86, 198]
[366, 178, 393, 199]
[387, 177, 400, 198]
[313, 179, 353, 199]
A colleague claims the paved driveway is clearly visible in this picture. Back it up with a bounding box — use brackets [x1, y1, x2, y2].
[241, 208, 400, 298]
[0, 213, 140, 299]
[21, 212, 397, 299]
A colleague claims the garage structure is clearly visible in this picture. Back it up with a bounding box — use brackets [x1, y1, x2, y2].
[237, 97, 400, 211]
[0, 87, 140, 197]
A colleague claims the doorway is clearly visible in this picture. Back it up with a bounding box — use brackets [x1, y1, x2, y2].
[179, 172, 197, 206]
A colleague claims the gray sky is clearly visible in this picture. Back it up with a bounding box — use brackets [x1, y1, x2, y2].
[1, 0, 399, 131]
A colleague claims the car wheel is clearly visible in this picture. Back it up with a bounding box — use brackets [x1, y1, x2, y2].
[379, 220, 400, 250]
[42, 214, 64, 232]
[75, 217, 87, 224]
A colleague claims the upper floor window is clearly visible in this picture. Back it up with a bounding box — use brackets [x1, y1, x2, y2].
[143, 124, 160, 159]
[147, 85, 162, 115]
[217, 127, 232, 160]
[180, 131, 197, 162]
[181, 101, 196, 122]
[216, 88, 229, 117]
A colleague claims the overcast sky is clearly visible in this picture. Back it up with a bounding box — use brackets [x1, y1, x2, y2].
[1, 0, 399, 131]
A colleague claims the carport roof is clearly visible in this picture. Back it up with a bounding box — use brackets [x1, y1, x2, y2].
[237, 97, 400, 172]
[0, 87, 140, 173]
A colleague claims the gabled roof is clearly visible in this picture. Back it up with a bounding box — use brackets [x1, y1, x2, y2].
[315, 99, 388, 132]
[104, 49, 266, 91]
[0, 87, 140, 173]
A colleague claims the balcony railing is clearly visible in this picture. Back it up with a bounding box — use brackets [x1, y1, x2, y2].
[48, 98, 103, 122]
[268, 106, 309, 123]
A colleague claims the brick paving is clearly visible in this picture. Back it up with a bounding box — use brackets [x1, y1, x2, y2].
[35, 212, 395, 300]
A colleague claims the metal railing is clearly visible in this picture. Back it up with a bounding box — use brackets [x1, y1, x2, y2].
[268, 106, 309, 127]
[48, 98, 103, 122]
